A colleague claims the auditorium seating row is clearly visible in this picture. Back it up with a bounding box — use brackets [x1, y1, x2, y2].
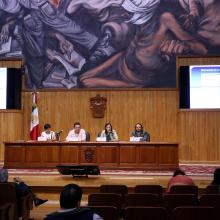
[85, 184, 220, 220]
[98, 184, 220, 197]
[87, 192, 220, 210]
[0, 183, 219, 220]
[88, 206, 215, 220]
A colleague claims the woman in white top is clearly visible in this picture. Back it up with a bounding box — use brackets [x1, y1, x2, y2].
[99, 123, 118, 142]
[41, 123, 56, 141]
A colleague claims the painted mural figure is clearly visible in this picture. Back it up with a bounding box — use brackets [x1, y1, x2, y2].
[79, 0, 208, 88]
[0, 0, 220, 89]
[58, 0, 134, 68]
[0, 0, 115, 88]
[179, 0, 220, 48]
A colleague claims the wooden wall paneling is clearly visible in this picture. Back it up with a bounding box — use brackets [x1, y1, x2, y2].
[0, 111, 23, 161]
[158, 145, 178, 169]
[41, 146, 60, 163]
[21, 90, 178, 143]
[4, 142, 178, 169]
[137, 146, 158, 167]
[179, 111, 220, 162]
[177, 56, 220, 68]
[22, 91, 108, 142]
[105, 91, 178, 142]
[119, 145, 137, 165]
[25, 147, 42, 162]
[4, 145, 25, 167]
[60, 146, 80, 164]
[97, 145, 118, 166]
[177, 56, 220, 162]
[0, 59, 22, 68]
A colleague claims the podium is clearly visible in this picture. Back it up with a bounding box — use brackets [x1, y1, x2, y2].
[57, 165, 100, 177]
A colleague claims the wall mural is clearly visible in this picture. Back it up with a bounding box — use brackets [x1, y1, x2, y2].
[0, 0, 219, 89]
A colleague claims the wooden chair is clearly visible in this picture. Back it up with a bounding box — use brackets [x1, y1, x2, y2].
[124, 207, 166, 220]
[0, 203, 14, 220]
[134, 185, 163, 198]
[172, 206, 215, 220]
[88, 193, 122, 210]
[88, 206, 119, 220]
[0, 183, 33, 220]
[205, 185, 220, 194]
[169, 185, 198, 197]
[124, 193, 161, 208]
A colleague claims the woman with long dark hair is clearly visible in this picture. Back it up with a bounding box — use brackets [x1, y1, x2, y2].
[99, 123, 118, 141]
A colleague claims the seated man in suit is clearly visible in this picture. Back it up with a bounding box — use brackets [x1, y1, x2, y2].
[44, 183, 103, 220]
[66, 122, 87, 141]
[0, 168, 47, 207]
[131, 123, 150, 142]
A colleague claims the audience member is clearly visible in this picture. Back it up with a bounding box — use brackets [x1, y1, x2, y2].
[167, 168, 195, 192]
[210, 168, 220, 185]
[44, 183, 103, 220]
[66, 122, 86, 141]
[41, 123, 56, 141]
[0, 168, 47, 207]
[131, 123, 150, 142]
[99, 123, 118, 142]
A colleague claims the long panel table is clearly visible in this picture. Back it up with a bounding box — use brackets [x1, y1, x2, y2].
[4, 141, 179, 170]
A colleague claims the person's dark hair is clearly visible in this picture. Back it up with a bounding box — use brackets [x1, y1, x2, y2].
[212, 168, 220, 185]
[44, 123, 51, 130]
[135, 123, 143, 132]
[173, 168, 186, 177]
[60, 184, 83, 209]
[105, 123, 112, 134]
[74, 122, 81, 128]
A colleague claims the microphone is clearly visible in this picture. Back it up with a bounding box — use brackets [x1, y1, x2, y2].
[55, 130, 63, 141]
[57, 130, 63, 134]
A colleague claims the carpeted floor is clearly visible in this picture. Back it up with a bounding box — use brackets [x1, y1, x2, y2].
[3, 164, 220, 177]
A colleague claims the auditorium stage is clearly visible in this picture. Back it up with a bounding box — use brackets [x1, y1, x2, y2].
[1, 162, 219, 219]
[4, 163, 218, 201]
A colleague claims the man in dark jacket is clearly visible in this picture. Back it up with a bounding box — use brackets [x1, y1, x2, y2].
[44, 183, 103, 220]
[131, 123, 150, 142]
[0, 168, 47, 207]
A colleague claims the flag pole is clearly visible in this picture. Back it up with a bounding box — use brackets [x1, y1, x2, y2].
[30, 91, 39, 140]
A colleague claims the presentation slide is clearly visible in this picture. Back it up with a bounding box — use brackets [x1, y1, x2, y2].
[0, 68, 7, 109]
[190, 65, 220, 109]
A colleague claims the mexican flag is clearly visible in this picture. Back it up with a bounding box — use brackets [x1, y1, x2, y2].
[30, 92, 39, 140]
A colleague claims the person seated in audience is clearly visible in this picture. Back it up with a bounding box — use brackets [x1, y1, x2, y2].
[0, 168, 48, 207]
[131, 123, 150, 142]
[210, 168, 220, 185]
[41, 123, 56, 141]
[44, 183, 103, 220]
[98, 123, 118, 142]
[167, 168, 195, 192]
[66, 122, 86, 141]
